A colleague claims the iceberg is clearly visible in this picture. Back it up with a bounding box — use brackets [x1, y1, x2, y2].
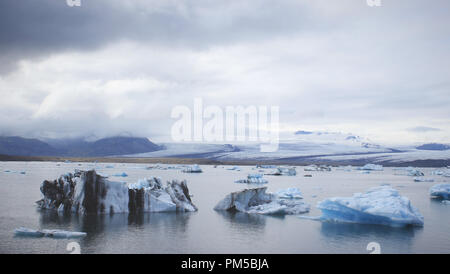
[358, 164, 383, 171]
[182, 164, 203, 173]
[265, 166, 296, 176]
[275, 188, 303, 199]
[14, 227, 87, 238]
[256, 165, 277, 169]
[315, 186, 424, 227]
[407, 168, 424, 177]
[429, 184, 450, 200]
[214, 187, 310, 215]
[235, 174, 268, 184]
[36, 170, 197, 214]
[304, 165, 331, 172]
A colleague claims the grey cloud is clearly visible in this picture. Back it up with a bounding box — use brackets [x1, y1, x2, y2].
[407, 126, 442, 133]
[0, 0, 449, 144]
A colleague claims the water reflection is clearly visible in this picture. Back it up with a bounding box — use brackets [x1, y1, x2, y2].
[215, 211, 266, 232]
[319, 222, 422, 253]
[38, 210, 194, 253]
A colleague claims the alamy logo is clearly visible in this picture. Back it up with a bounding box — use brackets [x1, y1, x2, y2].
[171, 98, 279, 152]
[367, 0, 382, 7]
[66, 0, 81, 7]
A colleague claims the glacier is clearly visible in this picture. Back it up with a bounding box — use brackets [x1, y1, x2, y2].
[214, 187, 310, 215]
[36, 170, 197, 214]
[314, 186, 424, 227]
[429, 184, 450, 200]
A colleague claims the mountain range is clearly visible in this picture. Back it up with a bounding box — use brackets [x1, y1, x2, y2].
[0, 136, 161, 157]
[0, 131, 448, 166]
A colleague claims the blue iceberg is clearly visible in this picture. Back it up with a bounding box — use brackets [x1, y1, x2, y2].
[315, 186, 424, 227]
[429, 184, 450, 200]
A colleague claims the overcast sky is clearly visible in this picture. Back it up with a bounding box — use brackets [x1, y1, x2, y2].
[0, 0, 449, 145]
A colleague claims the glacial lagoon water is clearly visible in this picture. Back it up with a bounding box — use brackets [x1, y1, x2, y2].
[0, 161, 449, 254]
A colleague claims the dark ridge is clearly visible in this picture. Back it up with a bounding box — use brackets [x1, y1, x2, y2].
[0, 136, 162, 157]
[0, 136, 59, 156]
[416, 143, 450, 151]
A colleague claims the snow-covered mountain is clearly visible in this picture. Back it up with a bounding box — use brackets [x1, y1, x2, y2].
[125, 131, 449, 166]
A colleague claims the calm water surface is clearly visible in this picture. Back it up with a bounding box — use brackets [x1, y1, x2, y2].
[0, 161, 449, 254]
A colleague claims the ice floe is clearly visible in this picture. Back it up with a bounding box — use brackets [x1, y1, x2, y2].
[14, 227, 87, 238]
[36, 170, 197, 214]
[214, 187, 310, 215]
[313, 186, 424, 227]
[429, 184, 450, 200]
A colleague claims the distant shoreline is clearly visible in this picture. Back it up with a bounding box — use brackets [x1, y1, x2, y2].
[0, 154, 448, 168]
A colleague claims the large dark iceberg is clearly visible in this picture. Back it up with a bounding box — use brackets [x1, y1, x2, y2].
[36, 170, 197, 214]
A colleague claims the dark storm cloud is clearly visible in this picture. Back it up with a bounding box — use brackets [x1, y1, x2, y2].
[0, 0, 320, 73]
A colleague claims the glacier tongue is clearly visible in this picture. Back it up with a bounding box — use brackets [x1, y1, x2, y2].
[214, 187, 310, 215]
[36, 170, 197, 214]
[316, 186, 424, 227]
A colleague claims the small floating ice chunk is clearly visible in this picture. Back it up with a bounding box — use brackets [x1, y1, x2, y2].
[429, 184, 450, 200]
[304, 165, 331, 172]
[414, 177, 434, 182]
[14, 227, 87, 238]
[256, 165, 277, 169]
[358, 164, 383, 171]
[407, 168, 424, 177]
[182, 164, 203, 173]
[227, 166, 241, 171]
[265, 166, 296, 176]
[112, 172, 128, 177]
[235, 174, 268, 184]
[276, 188, 303, 199]
[442, 200, 450, 205]
[315, 186, 424, 227]
[105, 165, 114, 169]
